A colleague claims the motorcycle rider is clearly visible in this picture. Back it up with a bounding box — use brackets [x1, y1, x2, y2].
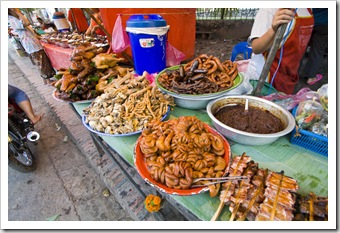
[8, 85, 42, 124]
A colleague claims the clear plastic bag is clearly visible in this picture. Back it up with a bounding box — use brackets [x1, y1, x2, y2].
[262, 87, 311, 111]
[111, 15, 130, 53]
[294, 100, 324, 130]
[311, 111, 328, 137]
[317, 84, 328, 112]
[243, 53, 265, 81]
[299, 91, 320, 102]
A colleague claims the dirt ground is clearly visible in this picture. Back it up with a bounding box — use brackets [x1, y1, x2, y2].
[194, 37, 244, 62]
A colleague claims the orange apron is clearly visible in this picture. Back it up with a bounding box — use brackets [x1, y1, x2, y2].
[266, 9, 314, 94]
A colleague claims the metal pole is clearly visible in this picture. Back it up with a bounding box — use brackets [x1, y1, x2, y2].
[252, 23, 288, 96]
[70, 8, 80, 33]
[82, 8, 111, 40]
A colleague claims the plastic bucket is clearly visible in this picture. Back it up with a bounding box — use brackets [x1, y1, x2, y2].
[126, 14, 169, 75]
[52, 12, 70, 33]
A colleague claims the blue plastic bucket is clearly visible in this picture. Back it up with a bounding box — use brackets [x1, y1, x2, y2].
[126, 14, 169, 75]
[52, 12, 71, 33]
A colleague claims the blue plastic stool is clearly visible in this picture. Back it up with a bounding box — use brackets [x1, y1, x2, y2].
[230, 42, 253, 61]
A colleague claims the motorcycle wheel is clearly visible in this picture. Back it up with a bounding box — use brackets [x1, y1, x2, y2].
[8, 132, 36, 173]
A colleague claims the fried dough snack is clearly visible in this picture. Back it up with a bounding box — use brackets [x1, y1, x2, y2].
[140, 116, 227, 194]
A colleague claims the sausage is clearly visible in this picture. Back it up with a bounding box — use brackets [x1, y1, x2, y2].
[193, 69, 208, 74]
[190, 74, 205, 81]
[189, 59, 199, 72]
[179, 65, 185, 78]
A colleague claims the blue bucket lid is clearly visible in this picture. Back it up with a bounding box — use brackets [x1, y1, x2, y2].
[126, 14, 166, 28]
[52, 12, 66, 19]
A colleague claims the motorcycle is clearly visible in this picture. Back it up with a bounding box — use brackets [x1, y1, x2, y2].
[8, 98, 40, 172]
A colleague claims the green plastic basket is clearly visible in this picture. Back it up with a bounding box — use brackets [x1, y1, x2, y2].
[249, 80, 277, 96]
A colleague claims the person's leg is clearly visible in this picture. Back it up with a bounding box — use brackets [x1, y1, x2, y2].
[17, 100, 42, 124]
[303, 25, 328, 84]
[8, 85, 42, 124]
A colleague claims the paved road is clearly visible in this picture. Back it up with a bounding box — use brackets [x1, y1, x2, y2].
[7, 54, 133, 222]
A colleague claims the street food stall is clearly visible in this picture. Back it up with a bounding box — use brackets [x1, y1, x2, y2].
[50, 47, 328, 221]
[69, 101, 328, 221]
[46, 8, 329, 222]
[40, 41, 72, 70]
[39, 8, 195, 71]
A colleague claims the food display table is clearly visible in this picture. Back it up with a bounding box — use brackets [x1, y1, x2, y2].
[70, 102, 328, 221]
[41, 42, 72, 70]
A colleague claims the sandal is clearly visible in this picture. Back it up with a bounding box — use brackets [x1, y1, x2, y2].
[307, 74, 323, 85]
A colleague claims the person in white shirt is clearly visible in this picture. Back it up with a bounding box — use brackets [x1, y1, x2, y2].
[244, 8, 314, 94]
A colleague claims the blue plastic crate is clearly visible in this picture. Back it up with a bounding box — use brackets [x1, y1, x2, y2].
[290, 106, 328, 156]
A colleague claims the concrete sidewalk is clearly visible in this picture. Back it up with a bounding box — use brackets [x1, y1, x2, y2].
[7, 43, 188, 221]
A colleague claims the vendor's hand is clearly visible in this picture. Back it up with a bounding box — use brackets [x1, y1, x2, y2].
[271, 8, 295, 32]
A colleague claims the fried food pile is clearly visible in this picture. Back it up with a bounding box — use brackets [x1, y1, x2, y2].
[83, 72, 175, 134]
[53, 46, 130, 102]
[139, 116, 227, 192]
[157, 54, 239, 94]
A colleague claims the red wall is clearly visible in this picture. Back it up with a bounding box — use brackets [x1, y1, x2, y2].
[100, 8, 196, 60]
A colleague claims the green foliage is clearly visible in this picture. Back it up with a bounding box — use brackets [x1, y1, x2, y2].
[224, 8, 239, 18]
[196, 8, 257, 20]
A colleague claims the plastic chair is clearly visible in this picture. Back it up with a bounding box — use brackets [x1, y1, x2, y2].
[230, 42, 253, 61]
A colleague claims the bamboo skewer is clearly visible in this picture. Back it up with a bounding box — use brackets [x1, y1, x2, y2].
[229, 163, 255, 221]
[309, 192, 315, 221]
[211, 153, 246, 221]
[229, 178, 247, 221]
[237, 169, 268, 221]
[270, 170, 284, 221]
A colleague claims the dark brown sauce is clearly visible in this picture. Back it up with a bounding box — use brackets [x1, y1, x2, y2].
[214, 104, 284, 134]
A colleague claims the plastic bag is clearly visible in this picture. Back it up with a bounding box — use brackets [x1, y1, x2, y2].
[111, 15, 130, 53]
[243, 53, 265, 81]
[317, 84, 328, 111]
[235, 59, 250, 73]
[294, 100, 324, 130]
[262, 87, 311, 111]
[166, 41, 185, 67]
[299, 91, 320, 102]
[311, 111, 328, 137]
[126, 26, 169, 36]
